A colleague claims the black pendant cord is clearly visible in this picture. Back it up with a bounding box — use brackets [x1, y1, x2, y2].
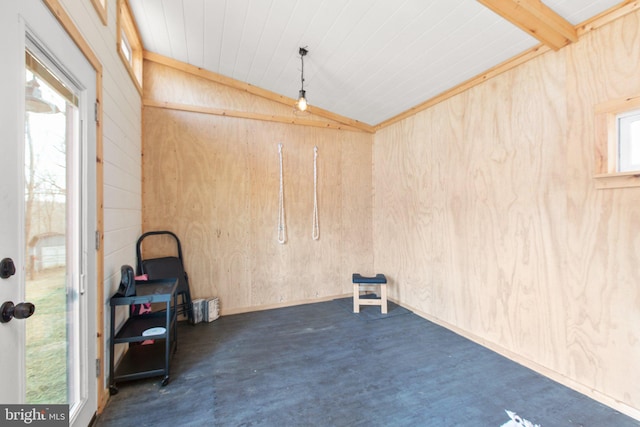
[299, 46, 307, 92]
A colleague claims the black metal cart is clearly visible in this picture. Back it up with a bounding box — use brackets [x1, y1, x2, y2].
[109, 278, 178, 395]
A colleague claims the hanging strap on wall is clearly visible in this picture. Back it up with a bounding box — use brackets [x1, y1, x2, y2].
[277, 143, 287, 244]
[312, 146, 319, 240]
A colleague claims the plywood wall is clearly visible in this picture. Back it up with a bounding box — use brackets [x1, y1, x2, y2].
[142, 60, 373, 313]
[373, 10, 640, 417]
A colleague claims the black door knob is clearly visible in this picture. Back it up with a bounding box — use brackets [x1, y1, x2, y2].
[0, 258, 16, 279]
[0, 301, 35, 323]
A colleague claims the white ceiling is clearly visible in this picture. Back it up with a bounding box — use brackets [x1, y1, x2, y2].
[129, 0, 623, 126]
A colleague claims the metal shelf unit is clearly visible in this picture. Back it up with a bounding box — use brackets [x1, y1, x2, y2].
[109, 278, 178, 395]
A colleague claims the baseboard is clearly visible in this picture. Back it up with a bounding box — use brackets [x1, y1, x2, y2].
[220, 293, 352, 316]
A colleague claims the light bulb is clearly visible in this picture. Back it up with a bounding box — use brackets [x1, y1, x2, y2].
[297, 96, 307, 111]
[297, 89, 307, 111]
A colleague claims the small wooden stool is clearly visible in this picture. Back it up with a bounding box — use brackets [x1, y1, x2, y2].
[352, 273, 388, 314]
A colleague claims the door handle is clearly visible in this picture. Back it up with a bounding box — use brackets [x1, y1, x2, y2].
[0, 301, 35, 323]
[0, 258, 16, 279]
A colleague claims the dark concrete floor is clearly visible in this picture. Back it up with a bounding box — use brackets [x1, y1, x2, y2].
[95, 298, 639, 427]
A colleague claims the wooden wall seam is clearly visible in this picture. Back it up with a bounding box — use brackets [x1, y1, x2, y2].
[143, 51, 375, 134]
[143, 98, 367, 133]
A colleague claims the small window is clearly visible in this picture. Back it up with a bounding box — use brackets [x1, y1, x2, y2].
[117, 0, 142, 93]
[91, 0, 107, 25]
[593, 96, 640, 189]
[120, 31, 132, 64]
[617, 110, 640, 172]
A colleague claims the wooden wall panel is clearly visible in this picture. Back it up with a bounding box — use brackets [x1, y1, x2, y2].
[341, 132, 373, 292]
[144, 60, 347, 127]
[374, 9, 640, 418]
[142, 110, 252, 308]
[142, 61, 373, 314]
[564, 10, 640, 411]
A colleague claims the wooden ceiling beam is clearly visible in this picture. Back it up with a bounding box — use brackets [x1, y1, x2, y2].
[477, 0, 577, 51]
[377, 1, 640, 131]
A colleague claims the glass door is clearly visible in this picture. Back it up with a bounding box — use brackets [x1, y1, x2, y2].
[0, 3, 96, 426]
[23, 47, 81, 407]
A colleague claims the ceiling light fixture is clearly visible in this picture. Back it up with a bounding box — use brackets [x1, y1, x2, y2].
[25, 79, 60, 114]
[296, 47, 308, 112]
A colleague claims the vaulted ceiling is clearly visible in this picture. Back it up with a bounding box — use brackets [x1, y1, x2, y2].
[129, 0, 624, 127]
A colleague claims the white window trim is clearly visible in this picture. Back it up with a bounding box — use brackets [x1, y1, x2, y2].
[617, 109, 640, 172]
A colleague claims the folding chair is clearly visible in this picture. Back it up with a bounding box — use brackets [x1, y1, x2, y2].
[136, 231, 194, 324]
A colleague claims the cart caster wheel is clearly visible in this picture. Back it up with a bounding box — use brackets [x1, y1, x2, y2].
[109, 385, 119, 395]
[161, 376, 169, 386]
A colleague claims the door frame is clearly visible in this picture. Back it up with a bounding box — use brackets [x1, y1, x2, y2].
[41, 0, 107, 416]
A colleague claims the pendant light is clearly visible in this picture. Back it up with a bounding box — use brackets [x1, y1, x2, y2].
[26, 79, 60, 114]
[296, 47, 308, 112]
